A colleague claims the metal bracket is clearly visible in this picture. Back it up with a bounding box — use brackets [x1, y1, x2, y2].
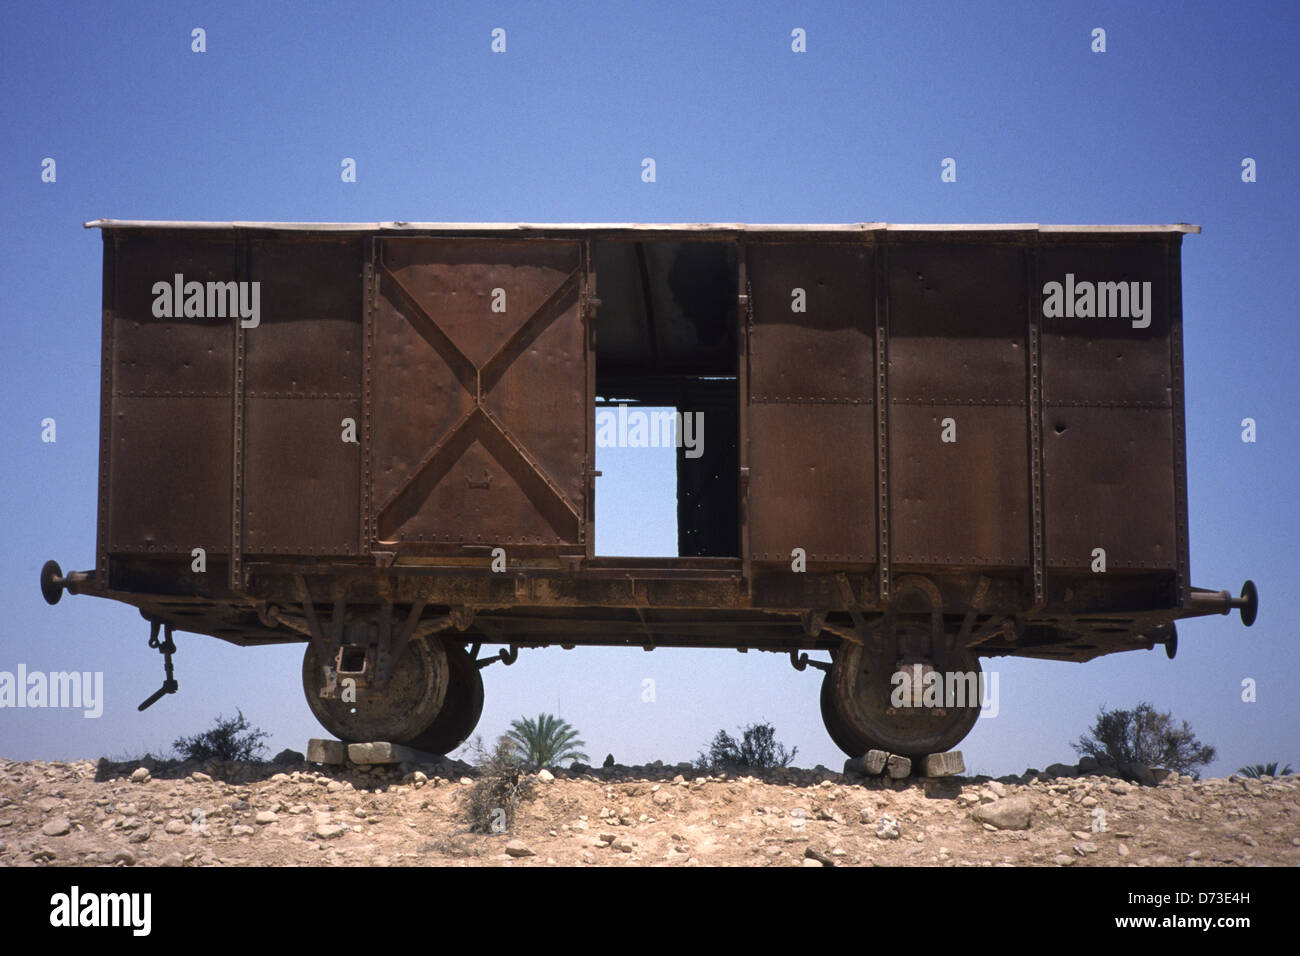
[138, 620, 178, 711]
[473, 643, 519, 669]
[789, 650, 831, 673]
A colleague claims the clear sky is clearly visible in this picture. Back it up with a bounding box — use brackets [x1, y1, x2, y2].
[1, 1, 1295, 776]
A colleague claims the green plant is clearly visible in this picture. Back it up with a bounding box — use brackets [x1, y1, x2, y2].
[1237, 761, 1293, 778]
[1071, 702, 1215, 776]
[695, 721, 798, 771]
[504, 713, 589, 768]
[172, 709, 270, 762]
[464, 735, 535, 834]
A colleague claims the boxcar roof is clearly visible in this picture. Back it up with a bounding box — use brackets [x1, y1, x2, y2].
[84, 220, 1201, 235]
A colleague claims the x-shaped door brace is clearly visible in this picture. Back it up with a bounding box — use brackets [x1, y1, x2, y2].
[373, 259, 584, 540]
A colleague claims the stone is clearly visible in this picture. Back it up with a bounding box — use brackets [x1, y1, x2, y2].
[923, 751, 965, 777]
[254, 811, 277, 825]
[307, 739, 347, 765]
[802, 857, 824, 867]
[107, 849, 136, 866]
[972, 797, 1033, 830]
[1053, 853, 1074, 866]
[537, 769, 555, 784]
[130, 767, 151, 783]
[128, 827, 152, 843]
[1080, 796, 1098, 808]
[348, 741, 430, 765]
[865, 750, 889, 775]
[314, 824, 345, 839]
[505, 840, 535, 857]
[1117, 843, 1130, 857]
[1073, 842, 1099, 856]
[41, 816, 72, 836]
[273, 748, 304, 765]
[843, 756, 872, 777]
[886, 754, 912, 779]
[987, 780, 1007, 798]
[190, 772, 212, 783]
[231, 824, 255, 837]
[611, 838, 635, 853]
[164, 820, 188, 835]
[875, 815, 900, 840]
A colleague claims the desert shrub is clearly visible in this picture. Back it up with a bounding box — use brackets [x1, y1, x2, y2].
[172, 709, 270, 762]
[1072, 702, 1215, 776]
[464, 735, 535, 834]
[695, 721, 798, 771]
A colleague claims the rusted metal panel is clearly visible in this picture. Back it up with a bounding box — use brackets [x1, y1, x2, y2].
[887, 242, 1031, 567]
[110, 235, 237, 394]
[1038, 242, 1172, 406]
[1043, 407, 1177, 569]
[890, 405, 1031, 566]
[1038, 240, 1178, 571]
[242, 238, 364, 555]
[107, 235, 236, 554]
[368, 238, 587, 551]
[108, 397, 232, 552]
[745, 242, 876, 565]
[243, 397, 360, 554]
[887, 242, 1028, 402]
[748, 403, 877, 563]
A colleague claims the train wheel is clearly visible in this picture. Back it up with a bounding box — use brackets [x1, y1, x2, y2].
[302, 633, 449, 745]
[819, 670, 873, 758]
[407, 642, 485, 755]
[827, 638, 984, 758]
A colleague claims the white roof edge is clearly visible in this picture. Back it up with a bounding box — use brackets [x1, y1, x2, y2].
[82, 219, 1201, 235]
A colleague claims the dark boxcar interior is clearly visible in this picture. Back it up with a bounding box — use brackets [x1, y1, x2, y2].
[592, 240, 738, 558]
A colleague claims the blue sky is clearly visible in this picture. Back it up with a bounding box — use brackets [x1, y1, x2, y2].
[1, 1, 1295, 775]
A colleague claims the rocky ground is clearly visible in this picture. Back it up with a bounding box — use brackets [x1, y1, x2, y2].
[2, 752, 1296, 867]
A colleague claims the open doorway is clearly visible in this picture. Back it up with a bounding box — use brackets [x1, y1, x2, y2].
[592, 240, 740, 558]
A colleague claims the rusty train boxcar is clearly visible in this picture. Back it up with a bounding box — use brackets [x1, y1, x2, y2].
[41, 220, 1257, 758]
